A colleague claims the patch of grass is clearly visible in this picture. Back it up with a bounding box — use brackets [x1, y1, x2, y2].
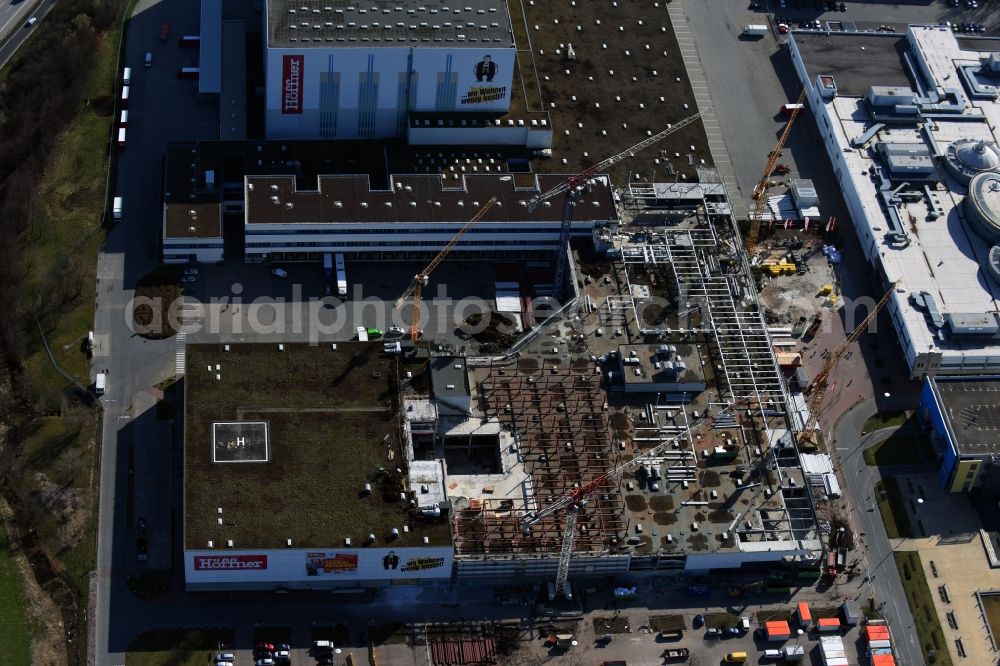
[126, 570, 171, 602]
[0, 523, 31, 666]
[864, 432, 935, 466]
[134, 266, 183, 339]
[20, 415, 93, 489]
[126, 628, 234, 666]
[864, 411, 910, 433]
[704, 612, 739, 629]
[875, 477, 912, 538]
[894, 551, 953, 666]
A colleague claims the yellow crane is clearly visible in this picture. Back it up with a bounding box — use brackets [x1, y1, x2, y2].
[800, 280, 900, 444]
[747, 89, 807, 256]
[393, 197, 498, 340]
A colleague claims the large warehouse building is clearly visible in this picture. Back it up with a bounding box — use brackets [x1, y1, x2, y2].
[182, 340, 821, 591]
[264, 0, 518, 141]
[789, 26, 1000, 377]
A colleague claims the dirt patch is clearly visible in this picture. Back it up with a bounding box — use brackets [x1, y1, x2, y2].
[708, 510, 735, 524]
[699, 470, 721, 488]
[133, 266, 183, 339]
[686, 533, 709, 551]
[625, 495, 647, 512]
[653, 512, 677, 525]
[649, 496, 675, 511]
[90, 95, 115, 117]
[650, 615, 685, 633]
[593, 616, 631, 634]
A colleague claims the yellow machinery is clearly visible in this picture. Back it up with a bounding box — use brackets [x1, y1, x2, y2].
[747, 89, 807, 256]
[758, 259, 797, 276]
[393, 197, 498, 340]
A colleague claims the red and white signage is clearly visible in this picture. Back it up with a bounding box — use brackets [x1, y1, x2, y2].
[193, 554, 268, 571]
[281, 55, 304, 114]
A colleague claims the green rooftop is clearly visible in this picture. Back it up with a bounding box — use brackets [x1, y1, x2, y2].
[183, 342, 452, 550]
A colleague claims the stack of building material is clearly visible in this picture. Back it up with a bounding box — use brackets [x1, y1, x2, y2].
[820, 635, 848, 666]
[864, 623, 896, 664]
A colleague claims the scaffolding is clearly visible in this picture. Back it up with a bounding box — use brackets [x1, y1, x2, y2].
[452, 368, 627, 556]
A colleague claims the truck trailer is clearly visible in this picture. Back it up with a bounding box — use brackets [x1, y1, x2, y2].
[743, 24, 768, 36]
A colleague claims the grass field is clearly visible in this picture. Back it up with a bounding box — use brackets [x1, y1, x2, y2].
[126, 628, 234, 666]
[864, 412, 911, 433]
[875, 477, 911, 538]
[894, 551, 953, 666]
[0, 523, 31, 666]
[864, 432, 936, 466]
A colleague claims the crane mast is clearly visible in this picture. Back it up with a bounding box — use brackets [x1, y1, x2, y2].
[747, 89, 806, 257]
[801, 280, 899, 438]
[394, 197, 498, 340]
[526, 113, 702, 301]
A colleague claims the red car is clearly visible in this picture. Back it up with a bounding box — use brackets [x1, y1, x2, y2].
[160, 23, 170, 41]
[777, 23, 789, 34]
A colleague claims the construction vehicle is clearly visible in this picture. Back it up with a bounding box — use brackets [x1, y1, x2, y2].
[526, 113, 702, 301]
[747, 89, 807, 257]
[662, 647, 691, 662]
[394, 197, 498, 340]
[523, 395, 759, 599]
[727, 580, 764, 598]
[800, 280, 900, 446]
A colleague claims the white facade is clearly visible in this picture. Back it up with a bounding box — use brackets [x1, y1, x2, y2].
[264, 45, 515, 139]
[789, 26, 1000, 378]
[185, 546, 453, 590]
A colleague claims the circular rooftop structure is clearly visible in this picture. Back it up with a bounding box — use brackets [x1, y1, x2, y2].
[964, 171, 1000, 245]
[945, 138, 1000, 183]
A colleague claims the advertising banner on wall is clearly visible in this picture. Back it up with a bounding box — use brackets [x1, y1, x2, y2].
[186, 546, 453, 584]
[193, 554, 268, 571]
[460, 54, 508, 106]
[281, 55, 304, 114]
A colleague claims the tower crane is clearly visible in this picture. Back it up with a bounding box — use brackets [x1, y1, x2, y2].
[522, 394, 758, 599]
[800, 280, 900, 444]
[747, 89, 807, 257]
[528, 112, 702, 301]
[394, 197, 498, 340]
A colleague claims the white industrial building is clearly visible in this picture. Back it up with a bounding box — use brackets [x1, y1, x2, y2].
[790, 26, 1000, 377]
[243, 172, 619, 261]
[263, 0, 538, 143]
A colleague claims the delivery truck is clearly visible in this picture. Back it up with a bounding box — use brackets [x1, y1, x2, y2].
[743, 24, 768, 36]
[113, 197, 123, 222]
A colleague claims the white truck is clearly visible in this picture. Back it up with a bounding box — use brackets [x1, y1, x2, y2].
[113, 197, 123, 222]
[743, 24, 768, 36]
[95, 373, 106, 396]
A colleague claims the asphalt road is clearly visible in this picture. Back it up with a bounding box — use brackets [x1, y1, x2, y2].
[831, 399, 925, 666]
[91, 0, 219, 661]
[0, 0, 57, 68]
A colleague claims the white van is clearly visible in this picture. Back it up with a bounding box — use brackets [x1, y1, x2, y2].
[95, 373, 106, 396]
[122, 66, 132, 85]
[119, 109, 128, 126]
[113, 197, 123, 221]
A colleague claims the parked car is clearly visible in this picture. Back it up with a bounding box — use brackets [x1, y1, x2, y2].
[215, 654, 236, 663]
[705, 627, 722, 639]
[387, 326, 406, 336]
[271, 268, 288, 278]
[184, 268, 199, 276]
[181, 276, 197, 284]
[693, 614, 705, 628]
[25, 16, 37, 27]
[722, 626, 741, 637]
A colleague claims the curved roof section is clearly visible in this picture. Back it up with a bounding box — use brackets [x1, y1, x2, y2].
[964, 171, 1000, 245]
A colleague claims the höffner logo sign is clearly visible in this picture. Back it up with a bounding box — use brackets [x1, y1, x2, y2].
[194, 554, 268, 570]
[281, 55, 304, 114]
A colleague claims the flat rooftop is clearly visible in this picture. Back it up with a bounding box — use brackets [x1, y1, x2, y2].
[267, 0, 513, 48]
[793, 33, 911, 97]
[164, 202, 222, 239]
[618, 343, 706, 389]
[244, 173, 617, 225]
[796, 26, 1000, 367]
[184, 342, 453, 550]
[932, 377, 1000, 456]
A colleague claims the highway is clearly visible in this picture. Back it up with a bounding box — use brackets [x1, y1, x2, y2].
[0, 0, 56, 68]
